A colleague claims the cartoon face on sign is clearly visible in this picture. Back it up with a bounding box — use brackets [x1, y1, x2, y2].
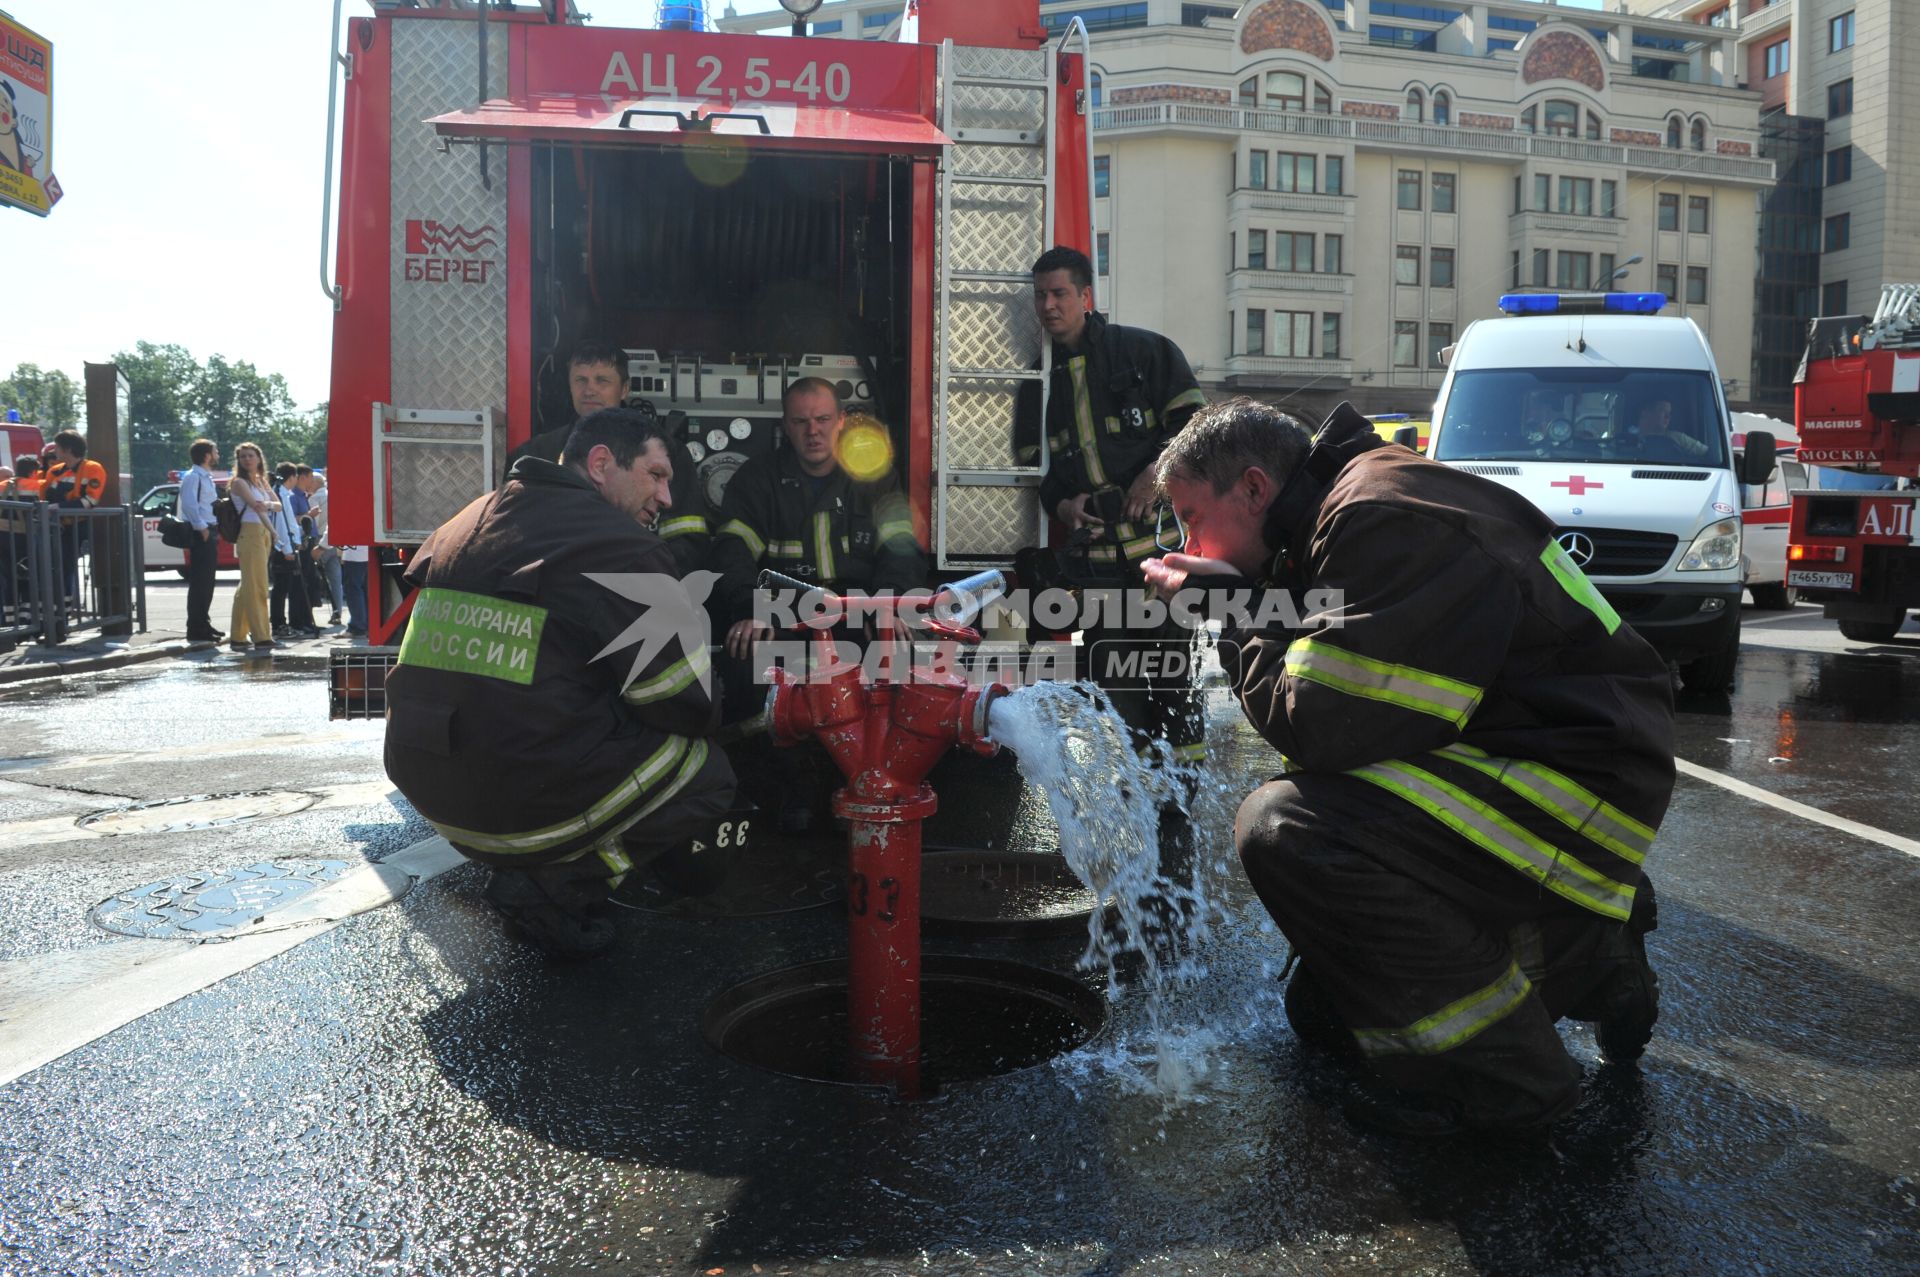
[0, 80, 26, 175]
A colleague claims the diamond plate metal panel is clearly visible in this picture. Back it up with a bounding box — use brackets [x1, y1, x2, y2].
[945, 378, 1029, 469]
[950, 188, 1046, 276]
[952, 83, 1045, 133]
[952, 46, 1046, 82]
[390, 20, 509, 413]
[942, 485, 1038, 560]
[384, 442, 491, 541]
[947, 281, 1043, 373]
[951, 141, 1046, 181]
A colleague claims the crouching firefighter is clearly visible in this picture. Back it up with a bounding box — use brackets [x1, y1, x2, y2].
[385, 409, 738, 959]
[1145, 398, 1673, 1138]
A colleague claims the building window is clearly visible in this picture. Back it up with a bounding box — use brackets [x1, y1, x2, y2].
[1532, 248, 1550, 287]
[1040, 4, 1149, 35]
[1406, 88, 1424, 124]
[1427, 322, 1453, 368]
[1513, 176, 1522, 214]
[1823, 280, 1849, 314]
[1276, 152, 1318, 193]
[1601, 180, 1618, 218]
[1544, 100, 1579, 137]
[1599, 253, 1617, 285]
[1688, 196, 1710, 234]
[1521, 106, 1537, 135]
[1246, 151, 1265, 191]
[1096, 232, 1110, 276]
[811, 18, 842, 32]
[1658, 193, 1680, 232]
[1275, 311, 1314, 358]
[1511, 250, 1521, 289]
[1828, 78, 1853, 117]
[1322, 313, 1341, 359]
[1395, 245, 1421, 286]
[1557, 252, 1592, 290]
[1827, 145, 1852, 185]
[1830, 11, 1854, 52]
[1247, 229, 1267, 270]
[1398, 170, 1422, 210]
[1690, 119, 1706, 152]
[1686, 266, 1709, 305]
[1246, 310, 1266, 355]
[1239, 76, 1257, 107]
[1585, 111, 1601, 141]
[1094, 155, 1111, 198]
[1666, 116, 1683, 149]
[1277, 230, 1316, 272]
[1314, 82, 1333, 114]
[1432, 172, 1456, 214]
[1533, 173, 1551, 212]
[1180, 5, 1237, 29]
[1325, 156, 1344, 194]
[1434, 91, 1451, 126]
[1431, 247, 1455, 288]
[1394, 321, 1420, 367]
[1657, 263, 1679, 299]
[1266, 71, 1307, 111]
[1324, 234, 1343, 275]
[1559, 176, 1593, 217]
[1090, 72, 1103, 108]
[1765, 39, 1789, 79]
[1825, 213, 1851, 252]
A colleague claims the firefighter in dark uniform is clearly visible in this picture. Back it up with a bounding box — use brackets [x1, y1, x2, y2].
[1146, 398, 1671, 1138]
[386, 409, 736, 959]
[506, 340, 711, 579]
[710, 376, 926, 831]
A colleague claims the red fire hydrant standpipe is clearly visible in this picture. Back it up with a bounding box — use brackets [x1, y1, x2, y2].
[760, 569, 1009, 1099]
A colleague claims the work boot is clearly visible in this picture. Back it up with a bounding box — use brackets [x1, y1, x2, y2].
[482, 870, 617, 961]
[1284, 964, 1363, 1069]
[1591, 928, 1660, 1065]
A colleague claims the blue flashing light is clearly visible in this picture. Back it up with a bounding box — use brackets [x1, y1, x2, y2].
[1497, 292, 1671, 316]
[1367, 413, 1411, 421]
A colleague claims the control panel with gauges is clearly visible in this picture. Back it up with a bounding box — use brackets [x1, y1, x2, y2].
[624, 350, 877, 509]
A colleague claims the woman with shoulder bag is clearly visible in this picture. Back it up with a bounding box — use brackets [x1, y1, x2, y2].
[225, 443, 281, 651]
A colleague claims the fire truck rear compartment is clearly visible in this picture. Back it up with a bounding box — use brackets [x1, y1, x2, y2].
[530, 145, 916, 449]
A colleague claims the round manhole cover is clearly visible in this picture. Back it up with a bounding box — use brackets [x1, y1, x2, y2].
[78, 791, 318, 836]
[92, 859, 356, 939]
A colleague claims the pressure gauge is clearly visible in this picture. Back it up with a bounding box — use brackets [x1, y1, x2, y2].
[729, 417, 753, 440]
[707, 428, 730, 452]
[686, 441, 706, 463]
[1548, 419, 1574, 444]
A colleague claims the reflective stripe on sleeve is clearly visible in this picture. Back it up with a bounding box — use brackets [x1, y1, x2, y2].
[1068, 358, 1110, 489]
[1435, 743, 1655, 865]
[1164, 387, 1208, 417]
[657, 515, 708, 540]
[812, 512, 837, 580]
[718, 519, 766, 559]
[1540, 540, 1621, 634]
[429, 736, 699, 857]
[1351, 759, 1636, 920]
[1284, 635, 1484, 727]
[621, 644, 711, 706]
[1353, 960, 1533, 1058]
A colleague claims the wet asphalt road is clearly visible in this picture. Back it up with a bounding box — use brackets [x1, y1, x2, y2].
[0, 607, 1916, 1276]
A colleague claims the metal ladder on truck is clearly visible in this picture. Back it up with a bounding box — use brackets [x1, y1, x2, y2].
[931, 23, 1093, 569]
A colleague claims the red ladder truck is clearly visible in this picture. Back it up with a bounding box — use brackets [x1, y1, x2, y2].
[1786, 284, 1920, 642]
[320, 0, 1093, 681]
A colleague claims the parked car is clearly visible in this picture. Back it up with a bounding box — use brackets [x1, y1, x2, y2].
[136, 481, 239, 575]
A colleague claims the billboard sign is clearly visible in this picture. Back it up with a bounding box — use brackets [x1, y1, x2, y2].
[0, 11, 56, 216]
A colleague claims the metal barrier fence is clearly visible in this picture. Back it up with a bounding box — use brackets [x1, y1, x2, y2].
[0, 501, 146, 649]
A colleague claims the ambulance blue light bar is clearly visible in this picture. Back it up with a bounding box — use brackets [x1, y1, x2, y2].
[1497, 292, 1668, 316]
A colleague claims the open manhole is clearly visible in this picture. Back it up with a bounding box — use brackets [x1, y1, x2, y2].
[78, 791, 318, 836]
[613, 828, 842, 919]
[92, 859, 355, 939]
[920, 849, 1108, 940]
[703, 955, 1106, 1094]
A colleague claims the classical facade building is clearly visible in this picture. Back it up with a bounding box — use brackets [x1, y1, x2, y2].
[722, 1, 1778, 415]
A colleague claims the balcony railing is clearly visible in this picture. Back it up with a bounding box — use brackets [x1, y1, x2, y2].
[1228, 268, 1354, 295]
[1225, 355, 1354, 379]
[1508, 211, 1628, 240]
[1092, 102, 1775, 184]
[1231, 189, 1353, 216]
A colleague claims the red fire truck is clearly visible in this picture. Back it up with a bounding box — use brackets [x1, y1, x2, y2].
[322, 0, 1093, 651]
[1785, 284, 1920, 642]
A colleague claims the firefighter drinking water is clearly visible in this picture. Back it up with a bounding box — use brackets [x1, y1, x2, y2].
[385, 409, 736, 959]
[1145, 398, 1672, 1138]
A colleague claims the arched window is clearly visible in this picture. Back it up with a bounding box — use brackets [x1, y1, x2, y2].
[1406, 88, 1424, 123]
[1239, 76, 1257, 107]
[1544, 99, 1579, 137]
[1585, 110, 1601, 140]
[1090, 71, 1103, 109]
[1667, 116, 1683, 148]
[1313, 81, 1333, 114]
[1433, 91, 1451, 126]
[1691, 118, 1706, 151]
[1265, 71, 1306, 110]
[1521, 105, 1538, 135]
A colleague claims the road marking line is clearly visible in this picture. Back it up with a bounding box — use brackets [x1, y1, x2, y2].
[0, 837, 463, 1089]
[1676, 758, 1920, 861]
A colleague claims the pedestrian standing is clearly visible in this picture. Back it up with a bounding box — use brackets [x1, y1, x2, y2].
[178, 438, 224, 643]
[269, 463, 317, 639]
[303, 467, 345, 626]
[226, 443, 279, 650]
[338, 543, 369, 637]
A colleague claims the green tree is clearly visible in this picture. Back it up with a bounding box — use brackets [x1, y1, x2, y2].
[115, 342, 204, 489]
[0, 362, 80, 431]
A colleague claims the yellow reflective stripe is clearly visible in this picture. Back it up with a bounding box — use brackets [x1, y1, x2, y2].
[1086, 545, 1120, 561]
[1046, 430, 1070, 454]
[1353, 960, 1533, 1058]
[1120, 533, 1159, 561]
[1540, 541, 1620, 635]
[1067, 358, 1110, 488]
[1172, 742, 1208, 762]
[719, 519, 766, 559]
[430, 736, 695, 856]
[767, 540, 805, 558]
[1284, 635, 1484, 728]
[1165, 387, 1207, 416]
[1436, 743, 1655, 864]
[876, 517, 916, 546]
[658, 515, 707, 540]
[621, 644, 711, 706]
[812, 511, 837, 580]
[598, 842, 633, 884]
[1352, 759, 1635, 920]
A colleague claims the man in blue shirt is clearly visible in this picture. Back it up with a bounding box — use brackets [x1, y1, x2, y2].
[179, 438, 223, 643]
[269, 462, 318, 638]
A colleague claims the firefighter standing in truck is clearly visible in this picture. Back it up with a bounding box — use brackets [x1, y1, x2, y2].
[1146, 398, 1672, 1138]
[385, 409, 736, 959]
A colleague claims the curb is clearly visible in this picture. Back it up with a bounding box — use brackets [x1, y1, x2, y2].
[0, 639, 219, 686]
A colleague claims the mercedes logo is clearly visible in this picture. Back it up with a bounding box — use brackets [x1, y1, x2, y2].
[1557, 530, 1596, 567]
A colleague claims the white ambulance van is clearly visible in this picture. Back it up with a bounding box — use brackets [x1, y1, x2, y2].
[1427, 292, 1776, 692]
